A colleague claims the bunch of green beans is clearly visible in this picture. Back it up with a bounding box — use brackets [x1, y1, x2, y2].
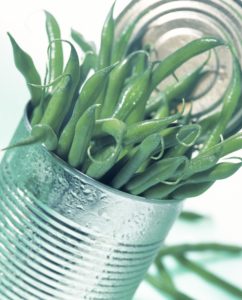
[6, 3, 242, 201]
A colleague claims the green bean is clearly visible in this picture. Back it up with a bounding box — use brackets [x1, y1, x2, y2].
[125, 89, 150, 124]
[179, 211, 207, 222]
[3, 124, 58, 151]
[183, 144, 223, 179]
[146, 58, 209, 116]
[112, 133, 161, 189]
[126, 156, 188, 195]
[224, 95, 242, 138]
[158, 242, 242, 257]
[176, 255, 242, 299]
[45, 11, 63, 89]
[112, 2, 159, 63]
[161, 126, 183, 150]
[184, 132, 242, 181]
[124, 113, 180, 145]
[170, 181, 214, 200]
[151, 37, 224, 91]
[166, 124, 201, 157]
[79, 51, 97, 81]
[40, 42, 80, 132]
[31, 66, 49, 126]
[197, 111, 219, 143]
[100, 51, 148, 118]
[86, 118, 126, 179]
[145, 274, 193, 300]
[112, 68, 151, 120]
[8, 33, 42, 107]
[155, 258, 176, 291]
[131, 49, 149, 76]
[201, 53, 241, 152]
[98, 2, 115, 70]
[111, 14, 140, 63]
[144, 182, 180, 200]
[71, 28, 96, 53]
[29, 72, 68, 124]
[187, 161, 242, 183]
[57, 64, 116, 158]
[152, 96, 170, 119]
[68, 105, 98, 168]
[73, 51, 98, 99]
[121, 52, 151, 124]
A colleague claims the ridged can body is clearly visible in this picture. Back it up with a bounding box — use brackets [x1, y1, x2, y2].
[0, 113, 182, 300]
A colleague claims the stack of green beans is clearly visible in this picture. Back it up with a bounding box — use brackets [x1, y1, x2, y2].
[6, 4, 242, 201]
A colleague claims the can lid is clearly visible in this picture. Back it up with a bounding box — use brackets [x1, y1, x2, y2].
[116, 0, 242, 117]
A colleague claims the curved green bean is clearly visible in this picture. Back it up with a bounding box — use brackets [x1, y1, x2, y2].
[151, 37, 224, 91]
[86, 118, 126, 179]
[112, 133, 162, 189]
[124, 113, 181, 145]
[8, 33, 42, 106]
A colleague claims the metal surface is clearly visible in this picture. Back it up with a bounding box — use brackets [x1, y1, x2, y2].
[116, 0, 242, 117]
[0, 111, 182, 300]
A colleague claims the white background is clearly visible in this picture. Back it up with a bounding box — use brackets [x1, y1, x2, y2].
[0, 1, 242, 299]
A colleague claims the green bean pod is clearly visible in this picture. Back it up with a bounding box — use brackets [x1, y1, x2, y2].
[126, 156, 188, 195]
[124, 113, 180, 145]
[187, 161, 242, 183]
[167, 124, 201, 157]
[201, 54, 241, 152]
[131, 48, 149, 76]
[170, 181, 214, 200]
[3, 124, 58, 151]
[40, 42, 80, 132]
[197, 111, 219, 143]
[57, 64, 116, 158]
[86, 118, 126, 179]
[111, 4, 154, 63]
[31, 67, 50, 126]
[74, 51, 98, 99]
[68, 104, 98, 168]
[79, 51, 97, 80]
[223, 92, 242, 138]
[71, 28, 96, 53]
[152, 96, 170, 119]
[144, 182, 179, 200]
[100, 51, 149, 118]
[112, 68, 151, 120]
[45, 11, 63, 88]
[112, 133, 162, 189]
[8, 33, 42, 107]
[151, 37, 224, 91]
[98, 2, 115, 69]
[183, 145, 223, 179]
[176, 255, 242, 299]
[146, 58, 209, 116]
